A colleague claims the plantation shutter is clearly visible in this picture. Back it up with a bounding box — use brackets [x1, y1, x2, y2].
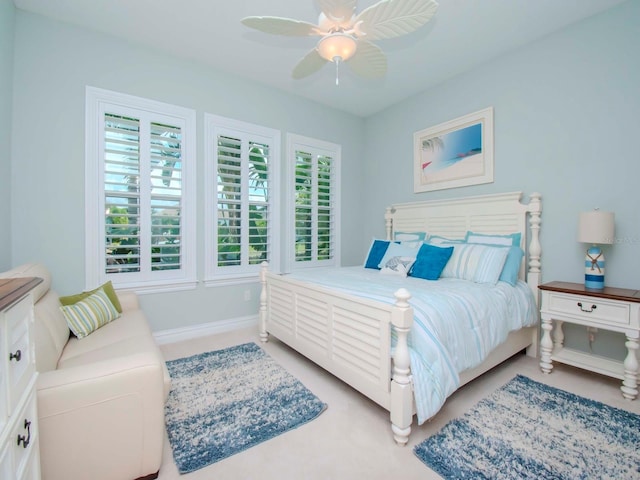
[103, 112, 185, 279]
[149, 122, 183, 271]
[294, 147, 337, 266]
[214, 131, 273, 274]
[216, 135, 243, 267]
[104, 114, 142, 274]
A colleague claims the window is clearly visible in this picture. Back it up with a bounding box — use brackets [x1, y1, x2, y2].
[204, 114, 280, 284]
[85, 87, 196, 292]
[286, 134, 341, 271]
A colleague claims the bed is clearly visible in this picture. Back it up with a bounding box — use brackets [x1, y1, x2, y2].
[258, 191, 542, 445]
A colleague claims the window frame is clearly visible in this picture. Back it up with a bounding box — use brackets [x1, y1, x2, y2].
[285, 133, 341, 272]
[85, 86, 197, 293]
[204, 114, 281, 286]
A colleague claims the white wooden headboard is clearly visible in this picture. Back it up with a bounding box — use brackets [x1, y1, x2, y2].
[384, 191, 542, 300]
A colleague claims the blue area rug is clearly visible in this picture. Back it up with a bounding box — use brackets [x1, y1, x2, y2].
[164, 342, 326, 474]
[414, 375, 640, 479]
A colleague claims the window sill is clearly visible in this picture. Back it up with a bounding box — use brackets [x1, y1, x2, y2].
[204, 275, 261, 287]
[115, 280, 198, 295]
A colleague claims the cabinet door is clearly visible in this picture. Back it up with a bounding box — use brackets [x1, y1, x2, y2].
[10, 390, 38, 480]
[5, 295, 35, 413]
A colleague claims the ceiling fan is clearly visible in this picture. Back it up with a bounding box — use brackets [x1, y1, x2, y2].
[241, 0, 439, 85]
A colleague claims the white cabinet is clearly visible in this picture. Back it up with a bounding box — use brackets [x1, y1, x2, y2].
[0, 278, 42, 480]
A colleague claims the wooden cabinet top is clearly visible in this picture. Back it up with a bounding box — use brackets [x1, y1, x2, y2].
[539, 281, 640, 303]
[0, 277, 44, 311]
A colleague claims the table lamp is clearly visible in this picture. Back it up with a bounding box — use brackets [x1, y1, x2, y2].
[577, 209, 614, 289]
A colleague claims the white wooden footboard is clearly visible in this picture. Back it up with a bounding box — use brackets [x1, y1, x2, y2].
[259, 262, 415, 445]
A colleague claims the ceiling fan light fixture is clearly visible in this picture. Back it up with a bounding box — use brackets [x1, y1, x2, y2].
[242, 0, 438, 83]
[317, 33, 357, 63]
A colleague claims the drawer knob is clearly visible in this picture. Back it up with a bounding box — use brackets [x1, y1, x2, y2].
[577, 302, 597, 313]
[17, 419, 31, 449]
[9, 349, 22, 362]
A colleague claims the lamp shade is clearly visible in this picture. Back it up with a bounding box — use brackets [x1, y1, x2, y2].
[577, 210, 615, 245]
[317, 33, 357, 62]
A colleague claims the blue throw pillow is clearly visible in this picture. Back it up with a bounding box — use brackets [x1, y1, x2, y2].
[364, 239, 391, 270]
[409, 243, 454, 281]
[499, 246, 525, 286]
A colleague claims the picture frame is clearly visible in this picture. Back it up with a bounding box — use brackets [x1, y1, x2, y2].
[413, 107, 494, 193]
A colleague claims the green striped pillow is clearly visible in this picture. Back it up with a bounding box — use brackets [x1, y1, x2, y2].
[59, 280, 122, 313]
[59, 287, 121, 338]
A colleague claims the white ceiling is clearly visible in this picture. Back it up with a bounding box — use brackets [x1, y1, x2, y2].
[13, 0, 627, 117]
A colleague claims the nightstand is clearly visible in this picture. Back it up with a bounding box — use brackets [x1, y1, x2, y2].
[539, 281, 640, 400]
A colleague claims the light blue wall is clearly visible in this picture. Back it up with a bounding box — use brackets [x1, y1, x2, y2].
[0, 0, 15, 271]
[363, 0, 640, 358]
[10, 11, 365, 331]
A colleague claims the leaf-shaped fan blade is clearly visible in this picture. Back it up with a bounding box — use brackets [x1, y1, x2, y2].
[241, 16, 320, 36]
[292, 49, 328, 79]
[317, 0, 357, 22]
[348, 40, 387, 78]
[355, 0, 438, 41]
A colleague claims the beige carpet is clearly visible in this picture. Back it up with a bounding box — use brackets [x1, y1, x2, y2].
[157, 327, 640, 479]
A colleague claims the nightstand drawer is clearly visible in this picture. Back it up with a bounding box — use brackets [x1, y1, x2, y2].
[547, 293, 630, 325]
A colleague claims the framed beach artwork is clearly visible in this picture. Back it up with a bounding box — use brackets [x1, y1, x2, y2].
[413, 107, 494, 193]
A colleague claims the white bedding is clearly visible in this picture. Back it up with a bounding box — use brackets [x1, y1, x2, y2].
[286, 267, 538, 423]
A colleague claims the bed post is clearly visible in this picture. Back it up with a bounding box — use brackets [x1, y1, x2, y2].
[527, 192, 542, 301]
[526, 192, 542, 357]
[259, 261, 269, 343]
[390, 288, 414, 446]
[385, 207, 393, 241]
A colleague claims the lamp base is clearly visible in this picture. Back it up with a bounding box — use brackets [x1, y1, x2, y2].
[584, 245, 605, 289]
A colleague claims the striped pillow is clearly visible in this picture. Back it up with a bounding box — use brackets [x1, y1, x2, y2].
[59, 287, 121, 338]
[440, 243, 509, 285]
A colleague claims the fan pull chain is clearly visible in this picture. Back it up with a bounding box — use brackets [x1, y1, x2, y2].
[333, 56, 341, 86]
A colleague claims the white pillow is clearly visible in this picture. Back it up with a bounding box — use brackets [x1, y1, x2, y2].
[380, 256, 416, 277]
[428, 235, 465, 245]
[377, 242, 420, 269]
[394, 231, 427, 248]
[440, 243, 509, 285]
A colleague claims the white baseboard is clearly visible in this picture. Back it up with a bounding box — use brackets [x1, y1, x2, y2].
[153, 314, 258, 345]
